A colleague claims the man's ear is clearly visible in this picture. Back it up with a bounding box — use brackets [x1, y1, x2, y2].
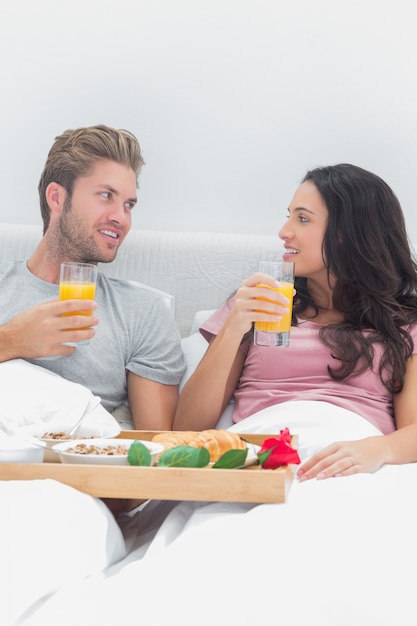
[45, 182, 66, 215]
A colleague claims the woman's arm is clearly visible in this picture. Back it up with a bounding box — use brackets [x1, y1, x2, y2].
[173, 272, 290, 431]
[173, 327, 246, 430]
[297, 354, 417, 481]
[384, 353, 417, 463]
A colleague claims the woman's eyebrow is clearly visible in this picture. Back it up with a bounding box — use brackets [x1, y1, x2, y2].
[290, 206, 315, 215]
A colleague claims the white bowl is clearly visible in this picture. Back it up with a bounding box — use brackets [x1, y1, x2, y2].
[22, 424, 121, 463]
[52, 438, 164, 466]
[0, 436, 46, 463]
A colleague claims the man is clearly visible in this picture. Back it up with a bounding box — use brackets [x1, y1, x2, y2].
[0, 125, 185, 430]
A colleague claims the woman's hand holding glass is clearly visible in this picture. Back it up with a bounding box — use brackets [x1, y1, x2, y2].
[227, 272, 293, 338]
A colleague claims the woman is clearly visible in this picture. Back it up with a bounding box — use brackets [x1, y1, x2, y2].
[174, 164, 417, 479]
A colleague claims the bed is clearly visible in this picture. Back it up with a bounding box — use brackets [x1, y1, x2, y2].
[1, 224, 416, 626]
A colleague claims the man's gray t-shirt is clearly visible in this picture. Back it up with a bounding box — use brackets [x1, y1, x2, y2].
[0, 260, 185, 416]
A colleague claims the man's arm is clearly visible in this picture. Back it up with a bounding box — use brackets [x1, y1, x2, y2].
[0, 300, 98, 362]
[127, 370, 179, 430]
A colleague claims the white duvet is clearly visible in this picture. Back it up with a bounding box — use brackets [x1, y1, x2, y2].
[5, 401, 417, 626]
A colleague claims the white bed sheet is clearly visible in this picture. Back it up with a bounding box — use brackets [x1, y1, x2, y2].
[0, 359, 120, 437]
[2, 480, 126, 626]
[9, 401, 417, 626]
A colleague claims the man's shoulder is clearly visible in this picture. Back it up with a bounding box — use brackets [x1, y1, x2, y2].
[97, 273, 164, 300]
[98, 273, 154, 294]
[97, 274, 174, 312]
[0, 259, 24, 275]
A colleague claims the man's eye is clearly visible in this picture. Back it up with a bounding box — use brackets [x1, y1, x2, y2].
[124, 202, 135, 210]
[101, 191, 112, 200]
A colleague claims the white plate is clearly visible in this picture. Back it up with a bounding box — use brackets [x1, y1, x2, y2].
[52, 438, 164, 466]
[245, 442, 260, 466]
[210, 442, 260, 468]
[239, 442, 260, 468]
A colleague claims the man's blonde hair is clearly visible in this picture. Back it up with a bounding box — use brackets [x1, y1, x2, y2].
[38, 124, 144, 233]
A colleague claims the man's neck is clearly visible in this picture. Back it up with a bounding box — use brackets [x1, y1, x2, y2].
[26, 239, 62, 284]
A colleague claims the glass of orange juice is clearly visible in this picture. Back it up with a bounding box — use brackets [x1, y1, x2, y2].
[59, 262, 98, 346]
[254, 260, 294, 347]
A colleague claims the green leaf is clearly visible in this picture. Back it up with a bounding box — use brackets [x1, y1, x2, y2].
[213, 448, 249, 469]
[257, 448, 273, 466]
[127, 440, 152, 466]
[157, 446, 210, 468]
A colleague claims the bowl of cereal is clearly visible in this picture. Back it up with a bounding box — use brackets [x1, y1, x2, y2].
[51, 438, 164, 466]
[0, 436, 46, 463]
[22, 423, 121, 463]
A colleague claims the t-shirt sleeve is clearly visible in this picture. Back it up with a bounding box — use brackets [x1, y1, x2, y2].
[199, 301, 233, 344]
[200, 297, 251, 355]
[126, 295, 185, 385]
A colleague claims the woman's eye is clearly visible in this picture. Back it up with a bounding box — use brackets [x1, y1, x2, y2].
[299, 214, 308, 223]
[101, 191, 112, 200]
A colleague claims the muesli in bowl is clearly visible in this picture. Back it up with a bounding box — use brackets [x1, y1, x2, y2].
[52, 438, 163, 466]
[23, 424, 120, 462]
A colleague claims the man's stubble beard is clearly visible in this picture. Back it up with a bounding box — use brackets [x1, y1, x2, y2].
[56, 203, 118, 265]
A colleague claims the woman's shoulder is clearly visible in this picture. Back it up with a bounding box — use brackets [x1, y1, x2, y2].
[199, 300, 233, 342]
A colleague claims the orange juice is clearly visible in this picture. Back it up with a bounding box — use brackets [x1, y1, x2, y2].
[59, 281, 96, 328]
[254, 281, 294, 332]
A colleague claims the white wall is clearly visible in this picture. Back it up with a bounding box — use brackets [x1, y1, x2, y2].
[1, 0, 416, 239]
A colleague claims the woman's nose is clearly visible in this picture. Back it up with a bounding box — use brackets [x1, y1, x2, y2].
[278, 221, 292, 241]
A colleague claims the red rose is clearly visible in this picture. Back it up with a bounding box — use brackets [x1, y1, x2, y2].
[258, 428, 301, 469]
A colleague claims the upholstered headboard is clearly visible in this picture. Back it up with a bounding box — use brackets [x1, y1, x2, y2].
[0, 223, 281, 336]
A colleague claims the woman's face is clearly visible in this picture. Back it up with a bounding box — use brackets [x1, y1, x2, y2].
[279, 180, 329, 281]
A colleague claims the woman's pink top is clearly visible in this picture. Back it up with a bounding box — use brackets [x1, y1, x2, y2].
[200, 302, 417, 434]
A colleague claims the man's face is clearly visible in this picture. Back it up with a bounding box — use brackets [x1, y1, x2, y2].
[58, 159, 138, 264]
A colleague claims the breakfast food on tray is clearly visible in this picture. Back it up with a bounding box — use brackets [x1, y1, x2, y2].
[152, 429, 246, 462]
[41, 432, 95, 440]
[66, 443, 129, 455]
[150, 431, 195, 450]
[191, 430, 247, 462]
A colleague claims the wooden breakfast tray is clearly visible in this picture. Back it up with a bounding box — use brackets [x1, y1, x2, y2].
[0, 431, 296, 504]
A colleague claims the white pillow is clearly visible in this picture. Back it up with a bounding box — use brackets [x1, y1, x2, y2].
[189, 309, 216, 335]
[2, 479, 126, 624]
[179, 332, 208, 391]
[0, 359, 120, 436]
[180, 308, 216, 391]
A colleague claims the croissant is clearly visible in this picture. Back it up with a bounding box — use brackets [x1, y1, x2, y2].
[191, 429, 247, 462]
[152, 429, 246, 462]
[151, 431, 196, 450]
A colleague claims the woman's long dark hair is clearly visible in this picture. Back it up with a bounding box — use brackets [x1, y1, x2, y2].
[294, 164, 417, 394]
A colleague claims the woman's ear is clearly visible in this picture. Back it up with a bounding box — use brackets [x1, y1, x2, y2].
[45, 182, 66, 216]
